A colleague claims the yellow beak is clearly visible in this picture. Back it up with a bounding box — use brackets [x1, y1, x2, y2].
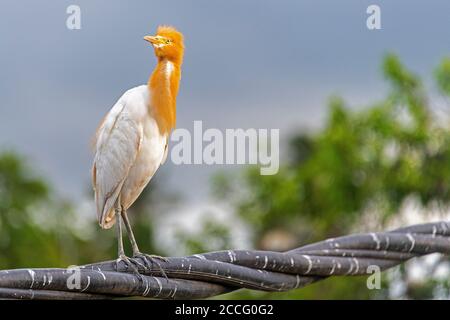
[144, 35, 159, 44]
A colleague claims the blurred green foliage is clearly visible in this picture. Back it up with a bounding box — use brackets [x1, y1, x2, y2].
[0, 151, 118, 268]
[1, 54, 450, 299]
[228, 54, 450, 241]
[213, 54, 450, 299]
[0, 153, 164, 269]
[176, 218, 232, 254]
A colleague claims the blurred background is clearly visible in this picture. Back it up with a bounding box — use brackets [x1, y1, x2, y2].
[1, 0, 450, 299]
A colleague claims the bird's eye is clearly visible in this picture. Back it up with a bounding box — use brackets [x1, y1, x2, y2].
[165, 39, 171, 44]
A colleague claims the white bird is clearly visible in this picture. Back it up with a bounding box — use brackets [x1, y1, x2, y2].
[92, 26, 184, 269]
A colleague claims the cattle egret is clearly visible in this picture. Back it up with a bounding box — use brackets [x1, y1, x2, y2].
[92, 26, 184, 270]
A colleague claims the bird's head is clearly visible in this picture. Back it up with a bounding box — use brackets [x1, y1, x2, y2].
[144, 25, 184, 63]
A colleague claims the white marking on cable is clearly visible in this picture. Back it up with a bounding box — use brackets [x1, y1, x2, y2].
[370, 233, 381, 250]
[302, 255, 313, 274]
[27, 270, 36, 289]
[81, 276, 91, 292]
[406, 233, 415, 252]
[385, 236, 390, 250]
[155, 277, 163, 297]
[263, 256, 268, 269]
[228, 250, 235, 263]
[143, 277, 150, 296]
[346, 261, 354, 275]
[353, 258, 360, 274]
[96, 270, 106, 281]
[171, 286, 177, 298]
[330, 260, 336, 274]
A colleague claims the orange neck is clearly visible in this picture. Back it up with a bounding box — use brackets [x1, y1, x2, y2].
[148, 58, 181, 135]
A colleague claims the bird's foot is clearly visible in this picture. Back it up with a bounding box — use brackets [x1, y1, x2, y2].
[115, 254, 146, 280]
[133, 252, 169, 280]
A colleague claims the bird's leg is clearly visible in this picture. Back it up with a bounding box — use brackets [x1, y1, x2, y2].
[116, 208, 125, 258]
[121, 209, 141, 255]
[114, 207, 142, 275]
[121, 209, 168, 278]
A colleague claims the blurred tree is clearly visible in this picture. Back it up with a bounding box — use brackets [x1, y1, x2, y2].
[176, 217, 232, 254]
[212, 54, 450, 299]
[0, 151, 117, 268]
[0, 151, 52, 268]
[0, 152, 167, 269]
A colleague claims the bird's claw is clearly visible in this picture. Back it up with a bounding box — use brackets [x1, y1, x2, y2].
[116, 254, 145, 282]
[133, 253, 169, 280]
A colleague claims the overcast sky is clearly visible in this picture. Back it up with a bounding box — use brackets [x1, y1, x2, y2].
[0, 1, 449, 205]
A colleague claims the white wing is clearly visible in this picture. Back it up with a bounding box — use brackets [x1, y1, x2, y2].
[92, 98, 143, 229]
